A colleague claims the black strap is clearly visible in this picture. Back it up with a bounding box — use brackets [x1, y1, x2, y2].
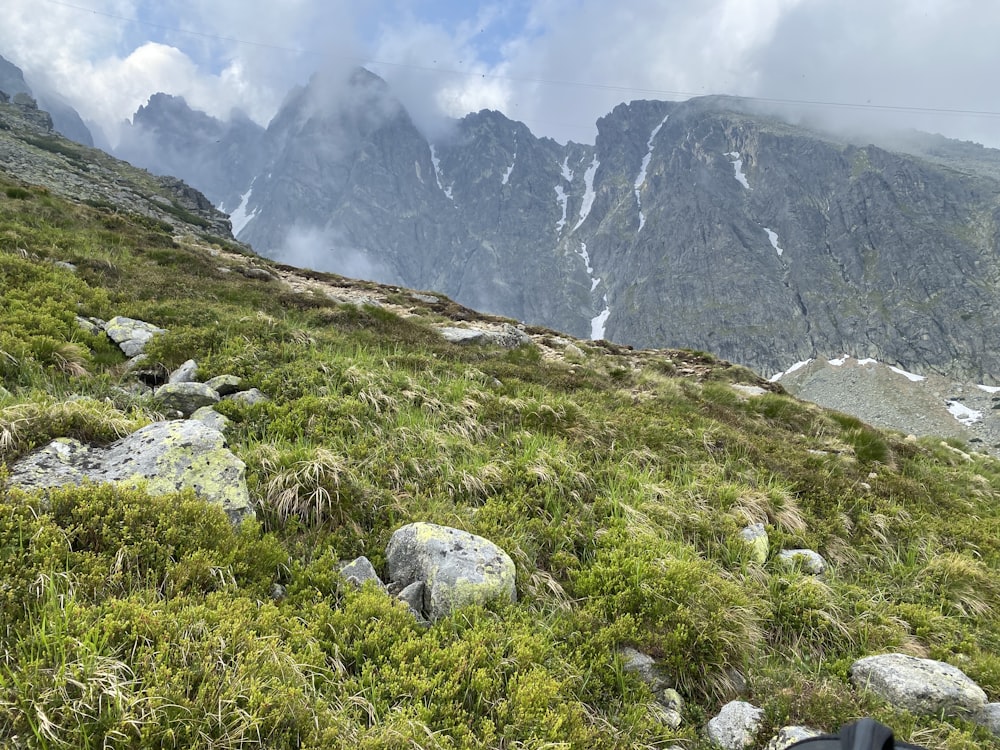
[839, 718, 895, 750]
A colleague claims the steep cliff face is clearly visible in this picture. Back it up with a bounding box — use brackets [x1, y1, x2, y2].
[116, 73, 1000, 380]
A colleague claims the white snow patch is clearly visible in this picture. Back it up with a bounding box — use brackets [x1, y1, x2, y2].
[591, 295, 611, 340]
[561, 156, 574, 182]
[554, 185, 569, 233]
[828, 355, 847, 366]
[769, 358, 814, 381]
[574, 241, 602, 292]
[429, 145, 454, 200]
[634, 115, 670, 233]
[726, 151, 751, 189]
[573, 155, 600, 231]
[857, 358, 878, 366]
[977, 384, 1000, 394]
[763, 227, 785, 257]
[947, 400, 983, 426]
[889, 365, 926, 382]
[228, 181, 258, 237]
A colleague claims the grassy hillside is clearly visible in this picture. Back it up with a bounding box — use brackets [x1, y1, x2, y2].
[2, 173, 1000, 749]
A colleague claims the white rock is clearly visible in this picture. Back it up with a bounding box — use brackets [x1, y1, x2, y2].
[850, 654, 988, 717]
[707, 701, 764, 750]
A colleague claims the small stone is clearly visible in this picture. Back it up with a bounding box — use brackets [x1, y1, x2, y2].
[191, 406, 230, 433]
[225, 388, 268, 406]
[75, 315, 104, 336]
[168, 359, 199, 384]
[739, 523, 769, 563]
[778, 548, 827, 575]
[765, 726, 822, 750]
[397, 580, 426, 620]
[55, 261, 77, 272]
[732, 384, 767, 397]
[270, 583, 287, 601]
[707, 701, 764, 750]
[564, 342, 585, 362]
[204, 374, 242, 396]
[619, 646, 671, 692]
[338, 556, 385, 589]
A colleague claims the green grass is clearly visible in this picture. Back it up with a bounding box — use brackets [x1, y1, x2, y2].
[2, 171, 1000, 748]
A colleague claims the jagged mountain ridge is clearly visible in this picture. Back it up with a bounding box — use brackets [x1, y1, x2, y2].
[0, 54, 93, 147]
[117, 69, 1000, 382]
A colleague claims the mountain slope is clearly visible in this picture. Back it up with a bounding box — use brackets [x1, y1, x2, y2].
[117, 72, 1000, 383]
[0, 53, 93, 146]
[3, 93, 1000, 749]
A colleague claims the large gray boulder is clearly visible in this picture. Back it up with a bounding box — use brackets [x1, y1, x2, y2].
[155, 382, 220, 417]
[849, 654, 988, 717]
[707, 701, 764, 750]
[103, 316, 166, 357]
[385, 522, 516, 621]
[437, 324, 532, 349]
[8, 420, 251, 522]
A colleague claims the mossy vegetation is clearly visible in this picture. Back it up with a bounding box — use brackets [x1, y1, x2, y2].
[2, 172, 1000, 748]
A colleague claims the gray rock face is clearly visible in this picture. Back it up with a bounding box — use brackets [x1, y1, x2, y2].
[115, 74, 1000, 382]
[155, 382, 220, 417]
[8, 420, 252, 522]
[385, 522, 516, 621]
[977, 703, 1000, 737]
[437, 324, 532, 349]
[706, 701, 764, 750]
[849, 653, 988, 717]
[104, 316, 166, 357]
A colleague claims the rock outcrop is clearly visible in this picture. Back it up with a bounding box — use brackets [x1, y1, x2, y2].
[849, 654, 988, 718]
[8, 419, 253, 523]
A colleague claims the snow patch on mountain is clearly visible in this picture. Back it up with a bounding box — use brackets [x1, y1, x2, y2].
[502, 139, 517, 185]
[727, 151, 751, 189]
[947, 400, 982, 425]
[228, 181, 258, 237]
[592, 295, 611, 340]
[561, 156, 574, 182]
[573, 156, 600, 231]
[763, 227, 784, 257]
[977, 384, 1000, 394]
[554, 186, 568, 233]
[769, 358, 813, 381]
[575, 241, 601, 291]
[889, 365, 925, 382]
[634, 115, 669, 232]
[429, 145, 453, 200]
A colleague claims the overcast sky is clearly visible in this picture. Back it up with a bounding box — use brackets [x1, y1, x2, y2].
[2, 0, 998, 148]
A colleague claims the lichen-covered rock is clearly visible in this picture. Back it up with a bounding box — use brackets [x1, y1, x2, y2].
[765, 726, 821, 750]
[778, 548, 827, 575]
[385, 522, 516, 621]
[75, 315, 104, 336]
[103, 316, 166, 357]
[204, 374, 242, 396]
[739, 523, 769, 563]
[168, 359, 199, 383]
[339, 556, 385, 589]
[155, 382, 220, 416]
[190, 406, 230, 433]
[225, 388, 268, 406]
[849, 653, 987, 717]
[8, 420, 251, 523]
[706, 701, 764, 750]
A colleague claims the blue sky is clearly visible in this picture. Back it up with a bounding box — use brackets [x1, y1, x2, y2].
[2, 0, 999, 148]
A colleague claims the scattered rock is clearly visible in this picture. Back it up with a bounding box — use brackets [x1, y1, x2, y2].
[778, 548, 827, 575]
[8, 419, 252, 523]
[564, 342, 586, 362]
[976, 703, 1000, 737]
[732, 384, 768, 398]
[396, 581, 427, 622]
[225, 387, 269, 406]
[270, 583, 287, 601]
[241, 267, 278, 282]
[437, 323, 532, 349]
[385, 522, 516, 621]
[190, 406, 230, 433]
[103, 316, 166, 357]
[739, 523, 769, 563]
[338, 556, 385, 589]
[155, 382, 220, 417]
[849, 653, 988, 717]
[75, 315, 104, 336]
[706, 701, 764, 750]
[204, 374, 242, 396]
[55, 260, 76, 272]
[655, 688, 684, 729]
[410, 293, 440, 304]
[619, 646, 671, 692]
[765, 726, 822, 750]
[168, 359, 199, 383]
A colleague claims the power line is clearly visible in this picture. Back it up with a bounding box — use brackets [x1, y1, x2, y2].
[38, 0, 1000, 121]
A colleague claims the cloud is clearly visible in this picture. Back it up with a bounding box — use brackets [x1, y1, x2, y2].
[278, 224, 396, 283]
